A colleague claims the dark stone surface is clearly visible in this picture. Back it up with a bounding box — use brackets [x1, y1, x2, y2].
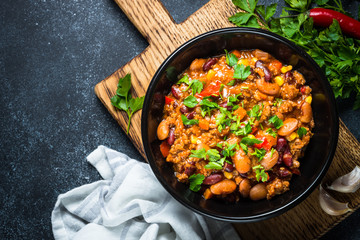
[0, 0, 358, 239]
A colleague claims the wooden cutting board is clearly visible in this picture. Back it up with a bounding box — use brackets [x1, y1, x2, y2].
[94, 0, 360, 239]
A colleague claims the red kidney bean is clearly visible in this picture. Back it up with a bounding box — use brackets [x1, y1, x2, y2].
[186, 111, 196, 119]
[276, 137, 288, 152]
[180, 105, 190, 114]
[184, 167, 196, 176]
[171, 86, 181, 99]
[278, 168, 291, 178]
[255, 60, 264, 68]
[277, 152, 283, 165]
[203, 58, 217, 71]
[283, 153, 293, 167]
[203, 174, 223, 185]
[291, 168, 301, 175]
[285, 71, 293, 79]
[167, 128, 175, 145]
[255, 60, 271, 82]
[239, 172, 248, 178]
[224, 162, 234, 172]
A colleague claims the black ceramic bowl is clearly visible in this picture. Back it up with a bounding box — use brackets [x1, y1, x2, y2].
[141, 27, 338, 222]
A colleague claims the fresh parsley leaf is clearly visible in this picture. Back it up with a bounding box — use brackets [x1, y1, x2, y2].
[183, 95, 198, 108]
[204, 162, 223, 170]
[297, 127, 307, 138]
[273, 98, 283, 107]
[228, 12, 253, 27]
[265, 3, 277, 21]
[315, 0, 329, 5]
[253, 165, 268, 182]
[270, 148, 276, 158]
[177, 74, 190, 85]
[129, 96, 145, 113]
[241, 136, 263, 146]
[190, 148, 207, 159]
[206, 149, 221, 162]
[266, 128, 277, 138]
[181, 115, 199, 126]
[232, 0, 257, 13]
[234, 122, 252, 136]
[225, 49, 239, 67]
[200, 98, 219, 117]
[284, 0, 310, 12]
[268, 115, 284, 129]
[188, 174, 205, 192]
[233, 64, 251, 80]
[189, 80, 204, 95]
[116, 73, 131, 97]
[222, 142, 239, 158]
[251, 148, 267, 161]
[111, 74, 144, 134]
[111, 95, 127, 112]
[227, 80, 236, 86]
[240, 143, 248, 154]
[247, 104, 261, 119]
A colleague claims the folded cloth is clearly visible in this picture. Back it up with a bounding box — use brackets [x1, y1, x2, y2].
[51, 145, 240, 240]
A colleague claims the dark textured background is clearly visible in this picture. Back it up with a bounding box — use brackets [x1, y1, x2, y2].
[1, 0, 359, 239]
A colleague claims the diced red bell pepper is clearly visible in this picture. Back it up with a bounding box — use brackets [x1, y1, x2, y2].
[160, 141, 170, 157]
[198, 80, 221, 97]
[165, 96, 174, 105]
[253, 137, 269, 150]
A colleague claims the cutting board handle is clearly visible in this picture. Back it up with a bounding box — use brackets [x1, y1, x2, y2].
[113, 0, 176, 42]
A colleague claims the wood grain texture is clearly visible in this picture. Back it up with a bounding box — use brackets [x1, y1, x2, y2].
[94, 0, 360, 239]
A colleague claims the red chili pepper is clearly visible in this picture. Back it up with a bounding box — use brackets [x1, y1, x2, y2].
[309, 8, 360, 39]
[165, 96, 174, 105]
[198, 80, 222, 97]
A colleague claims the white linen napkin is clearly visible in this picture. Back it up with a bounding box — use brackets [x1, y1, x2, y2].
[51, 145, 240, 240]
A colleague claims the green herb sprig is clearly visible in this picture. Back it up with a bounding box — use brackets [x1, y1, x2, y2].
[111, 74, 145, 134]
[229, 0, 360, 109]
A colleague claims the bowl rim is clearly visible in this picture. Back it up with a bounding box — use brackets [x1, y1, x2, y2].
[141, 27, 339, 222]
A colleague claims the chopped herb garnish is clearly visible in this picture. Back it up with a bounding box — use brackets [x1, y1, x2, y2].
[241, 136, 263, 146]
[297, 127, 307, 138]
[200, 98, 219, 117]
[253, 165, 268, 182]
[247, 104, 262, 120]
[251, 148, 267, 161]
[183, 95, 198, 108]
[274, 98, 283, 107]
[225, 49, 239, 67]
[270, 148, 276, 158]
[188, 174, 205, 192]
[233, 122, 252, 136]
[268, 115, 284, 129]
[190, 148, 207, 159]
[266, 128, 277, 138]
[188, 79, 204, 95]
[227, 80, 236, 86]
[177, 74, 189, 85]
[181, 115, 199, 125]
[240, 143, 249, 154]
[111, 73, 145, 134]
[233, 64, 252, 80]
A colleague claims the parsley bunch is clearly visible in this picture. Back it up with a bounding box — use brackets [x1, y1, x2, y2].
[229, 0, 360, 109]
[111, 74, 145, 134]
